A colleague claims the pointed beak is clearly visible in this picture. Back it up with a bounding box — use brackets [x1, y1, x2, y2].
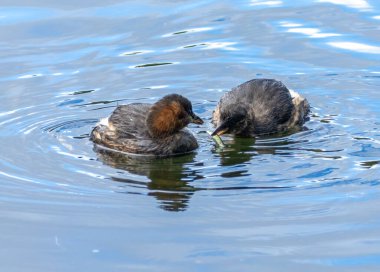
[211, 121, 230, 136]
[191, 114, 204, 125]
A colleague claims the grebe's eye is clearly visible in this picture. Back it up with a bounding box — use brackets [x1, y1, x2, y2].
[178, 111, 187, 119]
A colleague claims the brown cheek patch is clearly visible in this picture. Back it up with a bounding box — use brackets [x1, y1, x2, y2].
[151, 106, 176, 136]
[170, 101, 182, 115]
[147, 101, 188, 137]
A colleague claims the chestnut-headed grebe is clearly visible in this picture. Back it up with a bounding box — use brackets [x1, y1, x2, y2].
[91, 94, 203, 156]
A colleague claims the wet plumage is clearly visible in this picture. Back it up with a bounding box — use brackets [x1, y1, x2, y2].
[91, 94, 203, 156]
[212, 79, 310, 137]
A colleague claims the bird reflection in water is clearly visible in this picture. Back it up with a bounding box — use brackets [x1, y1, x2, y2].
[215, 137, 257, 167]
[215, 130, 310, 168]
[94, 146, 199, 212]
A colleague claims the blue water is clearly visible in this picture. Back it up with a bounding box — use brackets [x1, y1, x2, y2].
[0, 0, 379, 271]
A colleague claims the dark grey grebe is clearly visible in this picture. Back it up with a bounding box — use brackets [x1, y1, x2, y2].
[212, 79, 310, 137]
[91, 94, 203, 156]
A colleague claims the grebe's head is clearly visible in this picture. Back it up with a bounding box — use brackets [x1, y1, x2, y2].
[147, 94, 203, 138]
[211, 103, 249, 136]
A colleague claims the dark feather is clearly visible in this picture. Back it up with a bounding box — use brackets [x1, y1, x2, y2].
[90, 95, 200, 157]
[212, 79, 310, 136]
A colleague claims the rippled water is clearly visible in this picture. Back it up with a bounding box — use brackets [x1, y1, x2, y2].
[1, 0, 380, 271]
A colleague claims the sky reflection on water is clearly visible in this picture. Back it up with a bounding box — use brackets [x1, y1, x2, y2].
[0, 0, 379, 271]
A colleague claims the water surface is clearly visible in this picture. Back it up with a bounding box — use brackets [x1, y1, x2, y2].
[0, 0, 380, 271]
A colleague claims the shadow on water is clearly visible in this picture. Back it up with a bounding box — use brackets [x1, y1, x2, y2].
[215, 137, 257, 167]
[216, 128, 309, 165]
[93, 136, 295, 211]
[94, 146, 199, 212]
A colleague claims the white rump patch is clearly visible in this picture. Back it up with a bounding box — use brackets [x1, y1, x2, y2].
[99, 117, 109, 127]
[98, 116, 116, 131]
[288, 89, 301, 99]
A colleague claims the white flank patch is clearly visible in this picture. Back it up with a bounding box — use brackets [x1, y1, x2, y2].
[289, 89, 301, 99]
[99, 117, 109, 127]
